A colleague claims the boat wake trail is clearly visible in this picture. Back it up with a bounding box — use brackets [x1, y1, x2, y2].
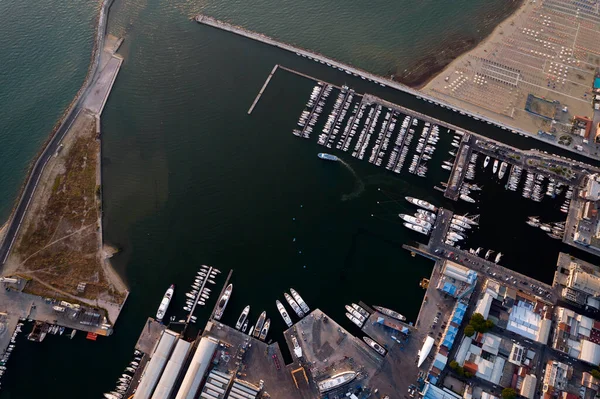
[339, 160, 365, 201]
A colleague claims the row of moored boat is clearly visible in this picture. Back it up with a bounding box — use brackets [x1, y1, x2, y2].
[103, 349, 142, 399]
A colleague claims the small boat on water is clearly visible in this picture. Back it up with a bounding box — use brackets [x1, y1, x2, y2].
[498, 162, 508, 179]
[494, 252, 503, 263]
[363, 336, 386, 356]
[277, 300, 293, 328]
[290, 289, 310, 314]
[235, 305, 250, 330]
[345, 312, 363, 327]
[213, 284, 232, 321]
[345, 305, 366, 323]
[403, 222, 430, 235]
[441, 164, 452, 171]
[284, 292, 305, 318]
[352, 303, 369, 318]
[318, 153, 339, 162]
[405, 196, 437, 212]
[483, 156, 490, 168]
[373, 306, 406, 321]
[459, 194, 476, 203]
[253, 311, 266, 338]
[492, 159, 499, 174]
[259, 319, 271, 341]
[399, 214, 432, 230]
[156, 284, 174, 322]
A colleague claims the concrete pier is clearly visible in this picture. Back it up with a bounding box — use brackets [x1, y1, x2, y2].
[248, 64, 279, 114]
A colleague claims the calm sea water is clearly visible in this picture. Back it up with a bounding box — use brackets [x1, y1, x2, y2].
[1, 0, 595, 398]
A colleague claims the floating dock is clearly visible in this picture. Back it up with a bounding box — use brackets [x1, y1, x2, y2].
[248, 64, 279, 114]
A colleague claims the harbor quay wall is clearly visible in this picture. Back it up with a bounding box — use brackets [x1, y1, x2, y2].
[194, 15, 599, 163]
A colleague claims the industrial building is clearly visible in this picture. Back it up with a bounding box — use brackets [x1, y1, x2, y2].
[135, 329, 180, 399]
[519, 374, 537, 399]
[551, 307, 600, 365]
[225, 379, 261, 399]
[200, 369, 232, 399]
[436, 261, 477, 299]
[151, 339, 192, 399]
[175, 336, 219, 399]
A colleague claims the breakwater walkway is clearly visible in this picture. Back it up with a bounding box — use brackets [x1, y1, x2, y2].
[193, 15, 600, 163]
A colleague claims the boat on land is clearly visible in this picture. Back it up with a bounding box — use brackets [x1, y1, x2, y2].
[403, 222, 430, 235]
[253, 311, 266, 338]
[345, 312, 363, 327]
[483, 156, 490, 168]
[406, 196, 437, 212]
[318, 153, 339, 161]
[318, 371, 357, 393]
[498, 162, 508, 179]
[284, 293, 305, 318]
[235, 305, 250, 330]
[363, 336, 386, 356]
[156, 284, 174, 322]
[492, 159, 499, 174]
[277, 300, 293, 328]
[290, 289, 310, 313]
[374, 306, 406, 321]
[214, 284, 232, 321]
[259, 319, 271, 341]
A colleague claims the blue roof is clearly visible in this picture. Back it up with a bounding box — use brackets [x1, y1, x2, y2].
[442, 282, 457, 296]
[443, 325, 458, 349]
[594, 77, 600, 89]
[433, 358, 446, 370]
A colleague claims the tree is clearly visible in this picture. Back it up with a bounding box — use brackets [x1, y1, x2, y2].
[502, 388, 517, 399]
[449, 361, 459, 370]
[591, 369, 600, 379]
[464, 371, 473, 378]
[485, 319, 495, 330]
[464, 324, 475, 337]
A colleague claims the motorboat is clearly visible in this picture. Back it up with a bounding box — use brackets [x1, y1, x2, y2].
[492, 159, 499, 174]
[403, 222, 429, 235]
[405, 196, 437, 211]
[460, 194, 476, 203]
[253, 311, 266, 338]
[345, 312, 363, 327]
[241, 319, 249, 333]
[494, 252, 503, 263]
[284, 293, 305, 318]
[352, 303, 369, 318]
[213, 283, 232, 320]
[276, 300, 293, 328]
[498, 162, 508, 179]
[483, 156, 490, 168]
[290, 289, 310, 313]
[399, 214, 432, 230]
[345, 305, 366, 323]
[363, 336, 386, 356]
[441, 164, 452, 171]
[373, 306, 406, 321]
[235, 305, 250, 330]
[259, 319, 271, 341]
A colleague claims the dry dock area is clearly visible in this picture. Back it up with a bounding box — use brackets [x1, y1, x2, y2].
[203, 320, 303, 399]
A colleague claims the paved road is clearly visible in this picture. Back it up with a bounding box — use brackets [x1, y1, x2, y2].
[0, 0, 113, 266]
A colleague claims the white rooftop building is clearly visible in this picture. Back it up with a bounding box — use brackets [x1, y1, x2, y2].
[506, 301, 551, 344]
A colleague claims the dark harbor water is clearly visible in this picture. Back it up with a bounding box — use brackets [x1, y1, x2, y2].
[1, 0, 599, 398]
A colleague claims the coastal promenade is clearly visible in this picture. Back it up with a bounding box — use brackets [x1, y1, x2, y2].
[0, 0, 120, 265]
[194, 15, 600, 162]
